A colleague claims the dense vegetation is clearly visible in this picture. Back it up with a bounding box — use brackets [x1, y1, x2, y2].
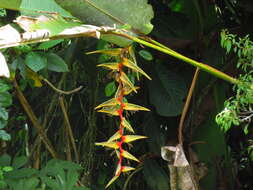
[0, 0, 253, 189]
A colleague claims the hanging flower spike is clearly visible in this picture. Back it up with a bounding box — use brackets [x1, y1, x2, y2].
[92, 46, 150, 188]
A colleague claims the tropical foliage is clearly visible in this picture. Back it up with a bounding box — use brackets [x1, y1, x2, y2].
[0, 0, 252, 190]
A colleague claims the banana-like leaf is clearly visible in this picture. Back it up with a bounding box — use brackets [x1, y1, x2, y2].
[124, 103, 150, 111]
[95, 98, 119, 110]
[123, 135, 147, 143]
[0, 52, 10, 78]
[108, 131, 121, 142]
[55, 0, 154, 35]
[105, 175, 119, 189]
[119, 72, 137, 93]
[86, 48, 123, 56]
[122, 150, 139, 162]
[95, 141, 119, 149]
[122, 58, 151, 80]
[122, 166, 135, 173]
[97, 62, 119, 71]
[121, 118, 135, 133]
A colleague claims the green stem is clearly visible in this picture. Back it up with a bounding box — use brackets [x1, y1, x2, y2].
[113, 32, 239, 85]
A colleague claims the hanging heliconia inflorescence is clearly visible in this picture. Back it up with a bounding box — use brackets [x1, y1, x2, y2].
[87, 46, 151, 188]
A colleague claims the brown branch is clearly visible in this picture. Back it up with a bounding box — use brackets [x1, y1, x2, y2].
[59, 96, 79, 162]
[178, 68, 200, 145]
[43, 78, 83, 95]
[13, 78, 58, 158]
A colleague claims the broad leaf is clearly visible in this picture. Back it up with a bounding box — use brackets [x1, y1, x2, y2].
[143, 159, 169, 190]
[148, 63, 187, 116]
[21, 0, 73, 18]
[0, 92, 12, 107]
[25, 52, 47, 72]
[55, 0, 154, 35]
[12, 156, 28, 169]
[55, 0, 154, 46]
[0, 52, 10, 78]
[45, 53, 69, 72]
[0, 107, 8, 120]
[0, 130, 11, 141]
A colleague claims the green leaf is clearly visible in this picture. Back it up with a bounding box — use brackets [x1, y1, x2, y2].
[12, 156, 28, 169]
[20, 0, 73, 18]
[0, 154, 11, 166]
[25, 52, 47, 72]
[56, 0, 154, 46]
[143, 159, 169, 190]
[0, 81, 11, 93]
[0, 119, 7, 129]
[56, 0, 153, 34]
[148, 63, 187, 116]
[0, 107, 8, 120]
[0, 0, 21, 10]
[23, 177, 40, 190]
[5, 168, 38, 179]
[105, 81, 116, 97]
[45, 53, 69, 72]
[138, 50, 153, 61]
[37, 39, 64, 50]
[0, 92, 12, 107]
[0, 130, 10, 141]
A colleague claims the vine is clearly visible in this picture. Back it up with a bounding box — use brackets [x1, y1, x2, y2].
[88, 46, 151, 188]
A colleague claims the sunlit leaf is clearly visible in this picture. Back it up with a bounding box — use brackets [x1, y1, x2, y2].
[119, 72, 137, 93]
[95, 98, 119, 110]
[108, 131, 121, 142]
[122, 150, 139, 162]
[97, 62, 119, 71]
[122, 166, 135, 173]
[95, 141, 119, 149]
[123, 135, 147, 143]
[25, 68, 43, 87]
[56, 0, 154, 46]
[86, 48, 122, 56]
[121, 118, 135, 133]
[0, 52, 10, 78]
[122, 58, 151, 80]
[124, 103, 150, 111]
[105, 175, 119, 189]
